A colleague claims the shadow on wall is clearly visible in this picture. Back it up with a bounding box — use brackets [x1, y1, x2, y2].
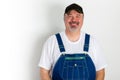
[29, 3, 64, 80]
[46, 3, 65, 35]
[29, 36, 45, 80]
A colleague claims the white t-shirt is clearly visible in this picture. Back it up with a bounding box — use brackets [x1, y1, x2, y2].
[38, 31, 107, 72]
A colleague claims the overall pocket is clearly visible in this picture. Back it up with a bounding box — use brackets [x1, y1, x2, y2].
[62, 59, 89, 80]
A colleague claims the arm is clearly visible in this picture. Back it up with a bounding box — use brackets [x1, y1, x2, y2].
[96, 69, 105, 80]
[40, 67, 51, 80]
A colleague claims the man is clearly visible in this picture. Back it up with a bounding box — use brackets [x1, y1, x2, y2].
[38, 3, 107, 80]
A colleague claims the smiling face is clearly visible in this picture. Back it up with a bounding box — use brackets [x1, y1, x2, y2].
[64, 10, 84, 33]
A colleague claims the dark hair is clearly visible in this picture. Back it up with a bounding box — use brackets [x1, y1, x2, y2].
[65, 3, 84, 14]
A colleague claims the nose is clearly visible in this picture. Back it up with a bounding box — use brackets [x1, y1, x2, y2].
[71, 16, 76, 22]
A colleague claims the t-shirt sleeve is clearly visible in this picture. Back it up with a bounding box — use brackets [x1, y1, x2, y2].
[90, 36, 107, 71]
[38, 36, 55, 70]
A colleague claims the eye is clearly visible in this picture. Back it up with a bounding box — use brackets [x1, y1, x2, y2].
[76, 15, 81, 18]
[68, 15, 72, 18]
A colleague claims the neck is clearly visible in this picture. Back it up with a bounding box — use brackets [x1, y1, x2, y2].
[65, 30, 81, 42]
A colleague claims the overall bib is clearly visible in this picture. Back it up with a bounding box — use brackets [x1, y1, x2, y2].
[52, 33, 96, 80]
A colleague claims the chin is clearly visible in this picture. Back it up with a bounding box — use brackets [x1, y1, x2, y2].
[69, 28, 80, 33]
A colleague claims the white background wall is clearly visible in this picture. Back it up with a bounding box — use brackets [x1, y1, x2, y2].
[0, 0, 120, 80]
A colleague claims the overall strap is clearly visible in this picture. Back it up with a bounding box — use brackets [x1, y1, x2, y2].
[55, 33, 65, 52]
[83, 33, 90, 52]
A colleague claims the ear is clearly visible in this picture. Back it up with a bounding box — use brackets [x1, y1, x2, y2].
[64, 14, 67, 21]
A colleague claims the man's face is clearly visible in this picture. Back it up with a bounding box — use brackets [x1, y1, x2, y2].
[64, 10, 84, 33]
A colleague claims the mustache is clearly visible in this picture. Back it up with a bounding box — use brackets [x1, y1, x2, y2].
[69, 21, 79, 25]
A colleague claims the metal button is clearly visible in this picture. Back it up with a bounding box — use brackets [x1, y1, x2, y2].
[74, 64, 77, 67]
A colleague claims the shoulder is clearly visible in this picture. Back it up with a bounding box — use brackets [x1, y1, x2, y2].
[86, 33, 102, 54]
[81, 32, 96, 42]
[83, 32, 100, 48]
[47, 31, 64, 40]
[83, 32, 98, 44]
[83, 32, 95, 39]
[43, 34, 56, 48]
[89, 34, 100, 47]
[44, 31, 64, 46]
[46, 35, 56, 43]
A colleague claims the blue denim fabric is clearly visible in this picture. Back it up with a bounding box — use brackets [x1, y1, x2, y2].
[52, 54, 96, 80]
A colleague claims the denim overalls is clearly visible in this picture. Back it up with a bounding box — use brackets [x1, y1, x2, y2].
[52, 33, 96, 80]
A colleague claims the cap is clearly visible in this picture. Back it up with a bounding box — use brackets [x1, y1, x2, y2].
[65, 3, 84, 14]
